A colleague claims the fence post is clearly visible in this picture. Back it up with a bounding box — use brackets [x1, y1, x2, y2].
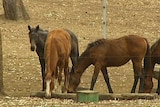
[0, 29, 5, 95]
[103, 0, 107, 39]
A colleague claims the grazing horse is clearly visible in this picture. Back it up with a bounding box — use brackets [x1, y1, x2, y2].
[150, 39, 160, 94]
[28, 25, 79, 91]
[68, 35, 153, 93]
[45, 29, 72, 98]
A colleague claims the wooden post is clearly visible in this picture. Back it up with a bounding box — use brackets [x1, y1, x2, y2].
[0, 30, 5, 96]
[103, 0, 107, 38]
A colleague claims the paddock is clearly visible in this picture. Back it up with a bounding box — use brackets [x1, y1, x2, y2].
[1, 0, 160, 106]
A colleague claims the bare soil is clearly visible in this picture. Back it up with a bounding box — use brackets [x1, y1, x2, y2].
[0, 0, 160, 106]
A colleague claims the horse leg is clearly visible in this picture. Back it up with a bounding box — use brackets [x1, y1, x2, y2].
[90, 64, 101, 90]
[39, 58, 46, 91]
[53, 67, 59, 93]
[152, 64, 160, 94]
[101, 67, 113, 93]
[45, 72, 53, 98]
[131, 61, 143, 93]
[58, 67, 63, 93]
[63, 60, 70, 93]
[131, 74, 139, 93]
[156, 79, 160, 95]
[45, 79, 51, 98]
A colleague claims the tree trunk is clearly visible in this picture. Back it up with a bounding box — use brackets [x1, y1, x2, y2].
[0, 30, 5, 96]
[2, 0, 30, 20]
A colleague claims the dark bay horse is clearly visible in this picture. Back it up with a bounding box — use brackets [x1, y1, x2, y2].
[68, 35, 153, 93]
[150, 39, 160, 94]
[28, 25, 48, 91]
[45, 29, 71, 98]
[28, 25, 79, 91]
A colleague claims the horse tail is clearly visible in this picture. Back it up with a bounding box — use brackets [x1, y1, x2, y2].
[143, 38, 151, 74]
[142, 38, 153, 93]
[44, 32, 53, 80]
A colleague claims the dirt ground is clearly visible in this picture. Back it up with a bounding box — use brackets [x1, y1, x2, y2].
[1, 0, 160, 106]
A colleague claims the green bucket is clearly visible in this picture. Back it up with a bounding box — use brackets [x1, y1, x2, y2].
[76, 90, 99, 103]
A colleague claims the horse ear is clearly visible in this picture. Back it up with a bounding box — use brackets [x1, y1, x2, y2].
[28, 25, 31, 31]
[35, 25, 39, 32]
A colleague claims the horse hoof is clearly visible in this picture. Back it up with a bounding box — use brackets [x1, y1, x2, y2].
[45, 94, 51, 99]
[156, 91, 160, 95]
[62, 90, 67, 94]
[67, 90, 75, 93]
[45, 95, 51, 99]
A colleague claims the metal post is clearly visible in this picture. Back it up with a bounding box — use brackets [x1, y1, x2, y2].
[103, 0, 107, 38]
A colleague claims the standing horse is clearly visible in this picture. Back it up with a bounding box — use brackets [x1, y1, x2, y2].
[150, 39, 160, 94]
[68, 35, 153, 93]
[45, 29, 71, 98]
[28, 25, 48, 91]
[28, 25, 79, 91]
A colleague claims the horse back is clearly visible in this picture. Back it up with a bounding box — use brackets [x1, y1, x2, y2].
[45, 29, 71, 71]
[64, 29, 79, 56]
[124, 35, 149, 56]
[82, 35, 149, 66]
[47, 29, 71, 56]
[102, 35, 148, 57]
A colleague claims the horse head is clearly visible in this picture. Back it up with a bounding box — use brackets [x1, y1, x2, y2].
[28, 25, 40, 51]
[67, 67, 80, 93]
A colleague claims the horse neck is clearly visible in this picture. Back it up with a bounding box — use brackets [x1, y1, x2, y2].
[74, 56, 92, 76]
[36, 32, 48, 49]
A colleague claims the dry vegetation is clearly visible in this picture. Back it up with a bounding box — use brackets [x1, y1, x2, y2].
[0, 0, 160, 106]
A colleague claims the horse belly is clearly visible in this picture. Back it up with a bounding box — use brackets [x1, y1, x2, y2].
[105, 57, 130, 67]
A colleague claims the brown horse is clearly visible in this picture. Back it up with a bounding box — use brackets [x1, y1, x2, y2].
[45, 29, 71, 98]
[68, 35, 153, 93]
[150, 39, 160, 94]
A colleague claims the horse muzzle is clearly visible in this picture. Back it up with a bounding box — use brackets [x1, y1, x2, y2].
[67, 86, 75, 93]
[67, 90, 75, 93]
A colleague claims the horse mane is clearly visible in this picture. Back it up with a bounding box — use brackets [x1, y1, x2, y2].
[87, 39, 105, 49]
[76, 39, 106, 67]
[37, 28, 49, 34]
[151, 39, 160, 52]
